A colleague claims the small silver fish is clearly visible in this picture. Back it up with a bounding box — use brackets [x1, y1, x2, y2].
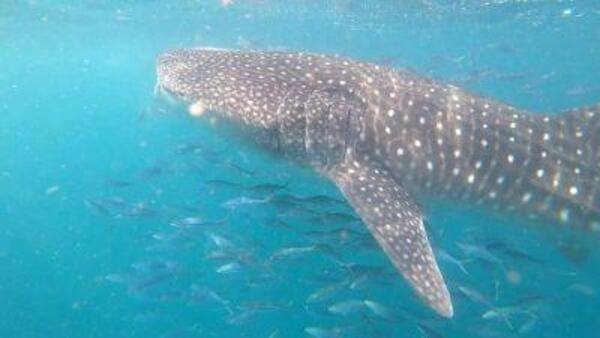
[169, 216, 204, 228]
[209, 233, 234, 248]
[130, 272, 174, 291]
[216, 262, 242, 274]
[457, 285, 493, 307]
[328, 299, 365, 316]
[481, 297, 545, 330]
[306, 280, 348, 304]
[188, 284, 233, 314]
[271, 245, 316, 260]
[245, 182, 289, 195]
[304, 327, 344, 338]
[567, 283, 597, 297]
[457, 242, 503, 267]
[104, 179, 134, 188]
[481, 307, 518, 329]
[363, 299, 396, 320]
[222, 196, 269, 209]
[437, 248, 469, 275]
[518, 316, 538, 334]
[305, 227, 363, 245]
[131, 260, 180, 273]
[151, 232, 188, 242]
[105, 274, 129, 284]
[205, 250, 237, 261]
[349, 274, 369, 290]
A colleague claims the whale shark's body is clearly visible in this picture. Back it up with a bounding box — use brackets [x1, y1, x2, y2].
[156, 48, 600, 317]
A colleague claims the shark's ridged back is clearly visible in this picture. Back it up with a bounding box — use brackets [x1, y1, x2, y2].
[363, 70, 600, 233]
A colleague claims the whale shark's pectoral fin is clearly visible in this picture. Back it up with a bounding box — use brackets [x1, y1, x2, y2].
[327, 157, 453, 317]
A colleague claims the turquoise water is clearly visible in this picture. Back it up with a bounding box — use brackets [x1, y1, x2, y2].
[1, 1, 599, 337]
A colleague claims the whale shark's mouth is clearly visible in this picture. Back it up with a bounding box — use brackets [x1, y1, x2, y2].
[154, 82, 188, 105]
[154, 81, 211, 117]
[155, 51, 196, 103]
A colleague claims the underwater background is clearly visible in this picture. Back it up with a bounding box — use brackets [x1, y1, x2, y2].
[1, 1, 599, 337]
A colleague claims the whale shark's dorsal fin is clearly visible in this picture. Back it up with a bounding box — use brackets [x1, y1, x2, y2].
[327, 154, 453, 317]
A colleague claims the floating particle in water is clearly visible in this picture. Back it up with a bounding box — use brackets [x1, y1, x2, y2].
[561, 8, 573, 17]
[506, 269, 522, 285]
[220, 0, 235, 8]
[45, 185, 60, 195]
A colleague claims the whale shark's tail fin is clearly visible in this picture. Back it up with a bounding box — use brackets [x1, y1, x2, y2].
[327, 155, 453, 318]
[547, 104, 600, 168]
[538, 104, 600, 260]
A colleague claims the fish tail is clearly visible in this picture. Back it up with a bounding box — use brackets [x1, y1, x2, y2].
[538, 104, 600, 233]
[547, 104, 600, 164]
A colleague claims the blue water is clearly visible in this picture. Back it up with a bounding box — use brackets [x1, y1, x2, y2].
[1, 1, 599, 337]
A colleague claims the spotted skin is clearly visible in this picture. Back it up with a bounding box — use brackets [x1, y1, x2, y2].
[156, 48, 600, 317]
[328, 154, 453, 317]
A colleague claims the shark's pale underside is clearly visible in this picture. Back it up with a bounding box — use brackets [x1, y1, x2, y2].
[155, 48, 600, 317]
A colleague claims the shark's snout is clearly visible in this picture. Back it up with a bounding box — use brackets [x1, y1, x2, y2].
[155, 50, 193, 101]
[156, 48, 234, 116]
[155, 48, 229, 99]
[154, 47, 293, 127]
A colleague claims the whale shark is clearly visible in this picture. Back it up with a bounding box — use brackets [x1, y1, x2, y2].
[155, 48, 600, 317]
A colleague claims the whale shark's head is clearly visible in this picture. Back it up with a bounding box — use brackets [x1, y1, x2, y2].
[156, 48, 225, 102]
[156, 48, 303, 129]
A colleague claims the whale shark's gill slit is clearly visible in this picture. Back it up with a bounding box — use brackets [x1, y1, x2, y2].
[327, 154, 453, 318]
[343, 101, 354, 163]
